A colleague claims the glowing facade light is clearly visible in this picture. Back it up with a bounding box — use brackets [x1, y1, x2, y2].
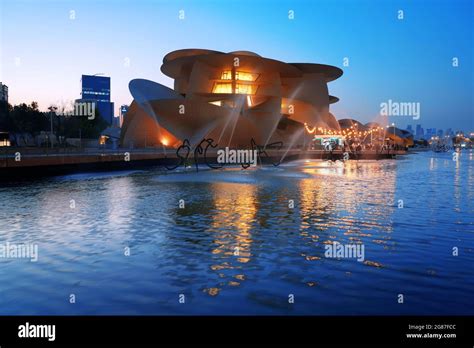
[216, 70, 259, 94]
[221, 71, 232, 80]
[213, 83, 232, 93]
[213, 82, 256, 95]
[304, 123, 317, 134]
[235, 84, 255, 95]
[220, 70, 258, 82]
[99, 135, 109, 145]
[235, 71, 258, 81]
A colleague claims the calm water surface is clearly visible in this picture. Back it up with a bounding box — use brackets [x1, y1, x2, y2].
[0, 151, 473, 315]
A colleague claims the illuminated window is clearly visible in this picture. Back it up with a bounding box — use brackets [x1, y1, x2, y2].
[220, 70, 258, 81]
[221, 71, 232, 80]
[235, 71, 258, 81]
[213, 83, 232, 94]
[235, 84, 255, 94]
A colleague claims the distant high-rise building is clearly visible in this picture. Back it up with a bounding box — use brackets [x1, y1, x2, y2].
[445, 128, 453, 137]
[406, 124, 413, 133]
[437, 129, 443, 138]
[79, 75, 114, 124]
[415, 124, 424, 139]
[427, 128, 432, 138]
[426, 128, 437, 139]
[0, 82, 8, 103]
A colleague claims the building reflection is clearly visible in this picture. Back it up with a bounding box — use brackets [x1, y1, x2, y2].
[297, 160, 397, 268]
[203, 182, 257, 295]
[197, 160, 401, 295]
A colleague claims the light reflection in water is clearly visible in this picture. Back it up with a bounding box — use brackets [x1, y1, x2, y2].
[205, 183, 257, 294]
[297, 160, 397, 269]
[0, 152, 473, 315]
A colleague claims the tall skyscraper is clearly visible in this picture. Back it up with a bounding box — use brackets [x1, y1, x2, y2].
[0, 82, 8, 103]
[406, 124, 413, 133]
[79, 75, 114, 124]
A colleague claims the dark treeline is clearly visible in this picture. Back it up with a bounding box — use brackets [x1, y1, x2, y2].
[0, 100, 108, 140]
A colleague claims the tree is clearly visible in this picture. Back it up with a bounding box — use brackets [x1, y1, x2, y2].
[0, 100, 13, 131]
[60, 107, 109, 139]
[9, 102, 49, 133]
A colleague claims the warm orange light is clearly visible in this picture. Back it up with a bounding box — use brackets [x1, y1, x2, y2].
[220, 70, 258, 82]
[235, 84, 255, 94]
[304, 122, 317, 134]
[221, 71, 232, 80]
[235, 71, 258, 81]
[99, 135, 108, 145]
[161, 137, 169, 146]
[213, 82, 232, 93]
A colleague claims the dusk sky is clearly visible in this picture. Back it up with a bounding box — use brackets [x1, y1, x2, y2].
[1, 0, 473, 131]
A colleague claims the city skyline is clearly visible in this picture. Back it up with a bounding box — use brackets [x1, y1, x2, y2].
[1, 0, 473, 131]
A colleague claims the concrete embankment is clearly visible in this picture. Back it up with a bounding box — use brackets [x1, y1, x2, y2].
[0, 148, 406, 179]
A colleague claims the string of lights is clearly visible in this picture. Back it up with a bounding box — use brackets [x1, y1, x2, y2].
[303, 123, 387, 139]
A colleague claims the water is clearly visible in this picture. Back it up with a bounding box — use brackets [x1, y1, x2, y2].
[0, 151, 473, 315]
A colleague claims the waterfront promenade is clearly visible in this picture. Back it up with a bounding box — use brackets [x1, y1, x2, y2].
[0, 147, 407, 178]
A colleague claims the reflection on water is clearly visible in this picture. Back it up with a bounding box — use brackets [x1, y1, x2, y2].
[204, 184, 256, 294]
[0, 151, 473, 315]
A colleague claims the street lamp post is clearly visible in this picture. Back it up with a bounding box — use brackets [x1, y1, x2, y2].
[50, 110, 53, 149]
[47, 105, 57, 149]
[391, 123, 396, 149]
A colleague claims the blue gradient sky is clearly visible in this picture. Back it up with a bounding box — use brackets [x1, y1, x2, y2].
[1, 0, 473, 131]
